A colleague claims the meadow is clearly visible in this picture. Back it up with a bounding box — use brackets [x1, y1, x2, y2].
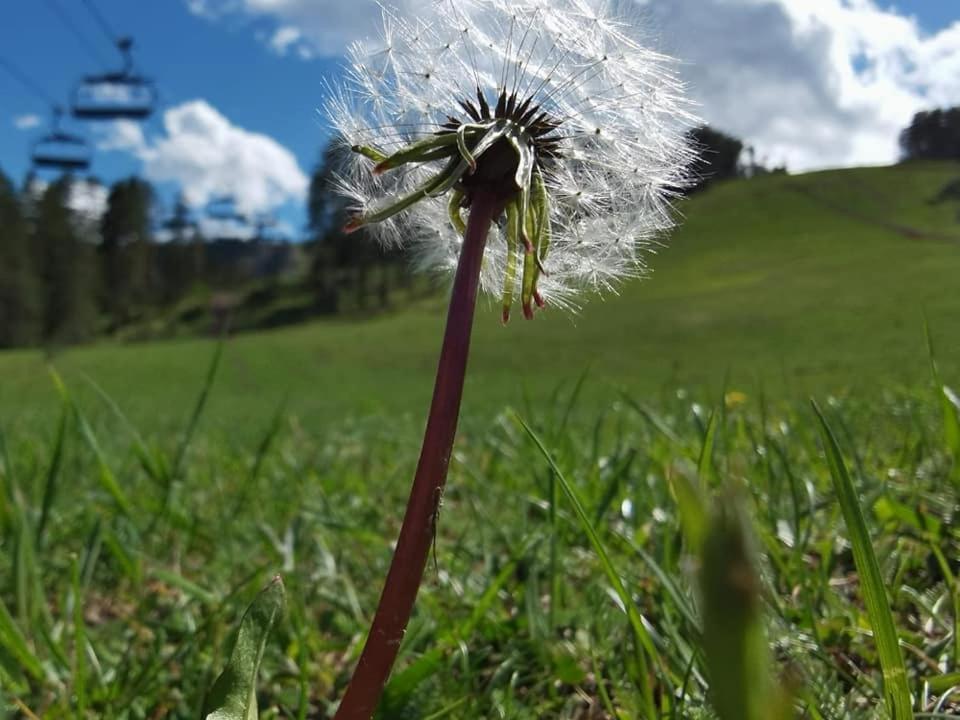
[1, 161, 959, 718]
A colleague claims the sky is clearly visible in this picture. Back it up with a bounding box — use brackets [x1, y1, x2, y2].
[1, 0, 958, 238]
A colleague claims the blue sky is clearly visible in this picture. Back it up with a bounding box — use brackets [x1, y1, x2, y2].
[891, 0, 957, 31]
[2, 0, 958, 237]
[1, 1, 339, 235]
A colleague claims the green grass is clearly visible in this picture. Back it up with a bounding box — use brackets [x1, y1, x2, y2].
[1, 374, 958, 717]
[1, 162, 958, 438]
[1, 162, 960, 718]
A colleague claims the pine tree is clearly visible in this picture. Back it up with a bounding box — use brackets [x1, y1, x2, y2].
[0, 169, 41, 346]
[900, 107, 960, 161]
[100, 177, 154, 327]
[34, 178, 97, 344]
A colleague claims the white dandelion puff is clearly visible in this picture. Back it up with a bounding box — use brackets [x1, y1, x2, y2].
[327, 0, 695, 321]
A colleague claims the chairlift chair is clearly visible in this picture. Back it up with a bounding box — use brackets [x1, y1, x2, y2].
[71, 37, 157, 120]
[205, 195, 248, 224]
[30, 107, 92, 173]
[252, 213, 287, 242]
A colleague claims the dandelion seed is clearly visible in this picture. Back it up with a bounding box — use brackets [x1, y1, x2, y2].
[327, 0, 696, 322]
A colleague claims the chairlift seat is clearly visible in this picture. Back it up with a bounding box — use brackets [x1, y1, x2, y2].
[71, 72, 157, 120]
[31, 129, 91, 172]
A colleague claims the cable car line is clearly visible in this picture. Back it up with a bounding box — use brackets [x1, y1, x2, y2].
[0, 53, 58, 107]
[80, 0, 120, 47]
[0, 52, 93, 174]
[43, 0, 110, 70]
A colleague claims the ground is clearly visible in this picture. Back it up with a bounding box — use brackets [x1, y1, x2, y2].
[1, 161, 958, 718]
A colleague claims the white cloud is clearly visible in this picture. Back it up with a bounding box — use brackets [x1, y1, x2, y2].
[269, 25, 305, 55]
[96, 119, 146, 152]
[68, 179, 109, 222]
[639, 0, 960, 170]
[186, 0, 419, 56]
[188, 0, 960, 171]
[13, 114, 42, 130]
[29, 176, 110, 222]
[99, 100, 308, 215]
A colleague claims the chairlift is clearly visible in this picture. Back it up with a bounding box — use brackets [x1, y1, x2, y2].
[30, 107, 92, 173]
[205, 195, 249, 224]
[204, 195, 256, 240]
[161, 212, 199, 239]
[252, 213, 288, 242]
[71, 37, 157, 120]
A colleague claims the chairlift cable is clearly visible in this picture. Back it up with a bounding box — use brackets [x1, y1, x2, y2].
[80, 0, 120, 47]
[0, 54, 59, 108]
[43, 0, 110, 70]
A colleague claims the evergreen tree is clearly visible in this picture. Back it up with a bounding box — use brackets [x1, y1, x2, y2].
[900, 107, 960, 161]
[688, 125, 744, 191]
[0, 170, 41, 346]
[157, 195, 205, 305]
[34, 178, 96, 344]
[100, 177, 154, 326]
[308, 140, 351, 312]
[308, 139, 402, 312]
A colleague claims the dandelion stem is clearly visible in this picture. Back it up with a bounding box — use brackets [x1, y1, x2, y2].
[332, 189, 501, 720]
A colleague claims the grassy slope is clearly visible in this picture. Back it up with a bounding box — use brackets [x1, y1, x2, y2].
[1, 161, 958, 436]
[2, 162, 959, 718]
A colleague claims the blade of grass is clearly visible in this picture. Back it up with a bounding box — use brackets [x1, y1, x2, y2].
[35, 387, 68, 549]
[557, 365, 591, 436]
[232, 397, 286, 517]
[924, 319, 960, 485]
[151, 341, 224, 531]
[697, 409, 719, 491]
[174, 341, 224, 480]
[81, 373, 166, 485]
[514, 412, 660, 720]
[812, 399, 913, 720]
[71, 554, 87, 715]
[619, 393, 683, 445]
[0, 595, 45, 683]
[50, 370, 132, 517]
[925, 540, 960, 668]
[925, 672, 960, 694]
[699, 495, 783, 720]
[380, 537, 539, 714]
[941, 385, 960, 484]
[72, 404, 133, 517]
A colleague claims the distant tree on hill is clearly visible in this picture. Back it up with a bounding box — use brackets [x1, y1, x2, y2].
[0, 170, 41, 346]
[900, 107, 960, 161]
[34, 179, 97, 344]
[308, 138, 385, 312]
[156, 195, 206, 305]
[100, 177, 155, 326]
[687, 125, 744, 191]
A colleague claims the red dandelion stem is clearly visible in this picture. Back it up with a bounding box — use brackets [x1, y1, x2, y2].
[332, 188, 501, 720]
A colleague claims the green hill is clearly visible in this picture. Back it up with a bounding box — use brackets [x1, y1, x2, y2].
[2, 161, 958, 435]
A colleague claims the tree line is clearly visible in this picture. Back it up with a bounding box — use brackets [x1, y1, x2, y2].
[0, 173, 208, 347]
[0, 157, 413, 349]
[3, 106, 958, 350]
[900, 107, 960, 161]
[689, 104, 960, 191]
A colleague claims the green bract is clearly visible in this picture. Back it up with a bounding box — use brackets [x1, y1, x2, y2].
[347, 103, 555, 321]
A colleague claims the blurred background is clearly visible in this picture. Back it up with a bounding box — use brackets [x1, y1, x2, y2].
[0, 0, 958, 430]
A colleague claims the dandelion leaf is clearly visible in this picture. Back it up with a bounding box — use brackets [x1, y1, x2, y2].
[203, 576, 285, 720]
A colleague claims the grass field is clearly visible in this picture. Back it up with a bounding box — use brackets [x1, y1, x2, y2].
[1, 161, 959, 438]
[1, 162, 959, 718]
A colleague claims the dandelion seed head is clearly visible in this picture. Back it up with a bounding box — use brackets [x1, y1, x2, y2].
[326, 0, 696, 318]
